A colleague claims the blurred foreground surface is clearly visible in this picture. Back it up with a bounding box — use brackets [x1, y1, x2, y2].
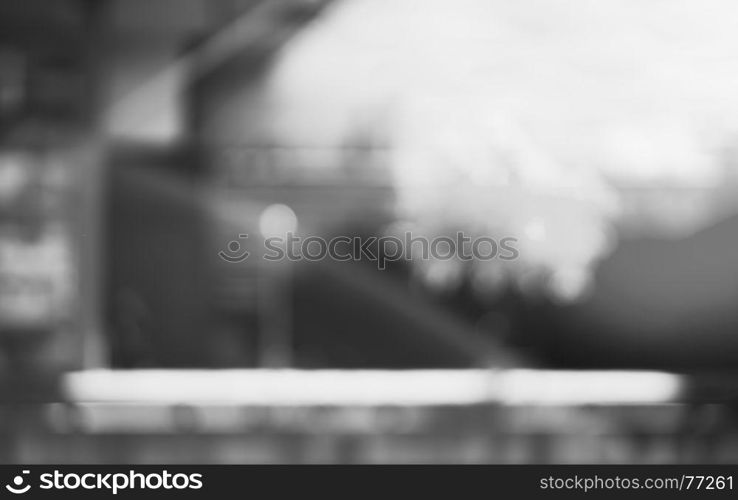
[4, 369, 738, 464]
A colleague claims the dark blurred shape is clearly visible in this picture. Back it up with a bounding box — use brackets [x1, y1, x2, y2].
[538, 212, 738, 370]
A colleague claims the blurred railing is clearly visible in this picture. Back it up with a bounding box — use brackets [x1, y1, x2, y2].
[6, 368, 737, 463]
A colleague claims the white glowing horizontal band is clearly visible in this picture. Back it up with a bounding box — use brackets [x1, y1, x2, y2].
[62, 369, 683, 406]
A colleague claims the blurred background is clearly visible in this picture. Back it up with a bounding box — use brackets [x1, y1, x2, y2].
[3, 0, 738, 463]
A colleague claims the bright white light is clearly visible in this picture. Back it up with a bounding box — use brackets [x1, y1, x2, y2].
[62, 369, 684, 407]
[547, 268, 593, 303]
[523, 218, 547, 242]
[259, 204, 298, 239]
[498, 370, 683, 406]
